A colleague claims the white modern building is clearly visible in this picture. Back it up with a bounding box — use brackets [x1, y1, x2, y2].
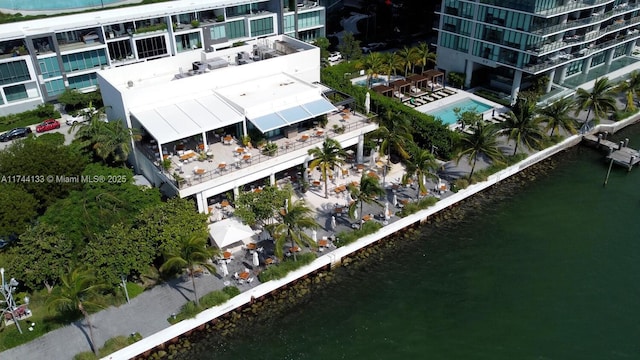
[98, 34, 377, 213]
[0, 0, 326, 115]
[435, 0, 640, 103]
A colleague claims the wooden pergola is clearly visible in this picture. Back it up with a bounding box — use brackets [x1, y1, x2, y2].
[406, 74, 429, 90]
[389, 79, 411, 94]
[373, 85, 393, 97]
[422, 69, 445, 88]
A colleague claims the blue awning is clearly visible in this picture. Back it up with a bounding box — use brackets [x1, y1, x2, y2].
[249, 98, 337, 133]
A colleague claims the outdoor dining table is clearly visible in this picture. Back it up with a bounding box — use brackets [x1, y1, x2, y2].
[223, 251, 232, 260]
[221, 200, 230, 207]
[318, 239, 328, 248]
[242, 154, 252, 162]
[265, 257, 274, 266]
[218, 163, 227, 170]
[300, 134, 310, 142]
[235, 147, 245, 154]
[195, 168, 205, 175]
[238, 271, 250, 280]
[246, 243, 257, 250]
[334, 206, 344, 214]
[312, 180, 321, 187]
[334, 185, 346, 193]
[290, 246, 301, 253]
[223, 136, 233, 144]
[316, 130, 324, 137]
[362, 214, 372, 222]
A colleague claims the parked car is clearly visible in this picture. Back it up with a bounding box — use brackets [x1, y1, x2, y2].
[66, 107, 98, 126]
[0, 127, 32, 142]
[35, 119, 61, 133]
[361, 42, 387, 53]
[328, 51, 342, 62]
[0, 234, 18, 250]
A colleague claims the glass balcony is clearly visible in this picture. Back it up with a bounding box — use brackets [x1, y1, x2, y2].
[531, 2, 640, 35]
[535, 0, 614, 17]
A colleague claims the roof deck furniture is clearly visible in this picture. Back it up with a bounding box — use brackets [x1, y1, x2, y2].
[223, 135, 234, 145]
[407, 74, 429, 90]
[373, 85, 393, 97]
[390, 79, 411, 94]
[422, 69, 445, 87]
[300, 134, 310, 142]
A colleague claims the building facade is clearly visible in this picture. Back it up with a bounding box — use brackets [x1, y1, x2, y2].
[0, 0, 326, 116]
[435, 0, 640, 102]
[98, 34, 376, 214]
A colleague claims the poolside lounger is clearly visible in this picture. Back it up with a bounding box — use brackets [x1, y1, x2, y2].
[430, 93, 443, 100]
[442, 88, 457, 95]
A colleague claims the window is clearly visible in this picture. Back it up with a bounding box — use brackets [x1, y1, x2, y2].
[298, 11, 321, 29]
[68, 73, 98, 90]
[225, 20, 246, 39]
[44, 78, 66, 96]
[61, 49, 107, 72]
[108, 39, 133, 61]
[135, 36, 168, 59]
[0, 60, 30, 85]
[250, 17, 274, 37]
[38, 57, 61, 79]
[283, 15, 295, 33]
[210, 24, 226, 40]
[4, 84, 28, 102]
[590, 52, 606, 68]
[566, 60, 583, 77]
[175, 32, 202, 52]
[613, 44, 627, 59]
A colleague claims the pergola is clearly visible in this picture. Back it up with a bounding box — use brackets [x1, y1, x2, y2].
[406, 74, 429, 90]
[389, 79, 411, 94]
[373, 85, 393, 97]
[422, 69, 445, 87]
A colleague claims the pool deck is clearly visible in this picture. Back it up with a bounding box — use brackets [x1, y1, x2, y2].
[0, 0, 141, 15]
[414, 89, 509, 129]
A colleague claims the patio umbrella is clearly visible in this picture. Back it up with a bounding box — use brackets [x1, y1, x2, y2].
[252, 251, 259, 267]
[220, 261, 229, 277]
[331, 216, 337, 230]
[312, 230, 317, 243]
[384, 202, 390, 220]
[364, 91, 371, 114]
[353, 209, 358, 220]
[208, 218, 255, 249]
[393, 194, 398, 207]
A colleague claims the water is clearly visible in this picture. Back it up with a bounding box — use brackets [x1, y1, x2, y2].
[179, 127, 640, 359]
[430, 98, 494, 125]
[353, 77, 388, 87]
[0, 0, 123, 11]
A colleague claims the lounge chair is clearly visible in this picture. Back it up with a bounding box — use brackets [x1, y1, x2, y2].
[443, 88, 457, 95]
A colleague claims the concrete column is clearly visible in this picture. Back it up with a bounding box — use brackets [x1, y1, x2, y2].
[605, 49, 615, 66]
[196, 192, 206, 213]
[546, 68, 556, 93]
[270, 172, 276, 185]
[303, 158, 310, 183]
[233, 186, 239, 199]
[464, 59, 473, 88]
[583, 56, 592, 75]
[357, 133, 365, 164]
[558, 66, 568, 84]
[510, 70, 522, 105]
[626, 42, 635, 56]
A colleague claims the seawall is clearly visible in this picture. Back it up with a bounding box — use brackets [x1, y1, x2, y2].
[104, 116, 640, 360]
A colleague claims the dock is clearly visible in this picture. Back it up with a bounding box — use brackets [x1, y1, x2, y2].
[583, 133, 640, 170]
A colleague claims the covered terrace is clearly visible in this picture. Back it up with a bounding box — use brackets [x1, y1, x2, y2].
[422, 69, 445, 91]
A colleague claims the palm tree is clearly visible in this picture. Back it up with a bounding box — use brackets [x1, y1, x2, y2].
[456, 121, 504, 180]
[415, 42, 436, 73]
[538, 97, 578, 136]
[159, 234, 218, 306]
[397, 46, 419, 76]
[574, 77, 618, 132]
[381, 52, 403, 86]
[72, 118, 141, 165]
[405, 145, 439, 199]
[308, 138, 346, 198]
[348, 172, 385, 228]
[615, 70, 640, 111]
[500, 95, 547, 156]
[372, 109, 414, 160]
[47, 266, 106, 356]
[355, 52, 384, 88]
[271, 195, 319, 260]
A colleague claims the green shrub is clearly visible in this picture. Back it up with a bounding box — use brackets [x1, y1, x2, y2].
[222, 285, 240, 297]
[262, 142, 278, 156]
[396, 196, 438, 217]
[0, 106, 61, 132]
[125, 282, 144, 299]
[190, 19, 200, 28]
[74, 333, 142, 359]
[168, 286, 240, 324]
[258, 252, 316, 282]
[474, 89, 511, 107]
[334, 221, 382, 247]
[200, 291, 229, 308]
[135, 23, 167, 34]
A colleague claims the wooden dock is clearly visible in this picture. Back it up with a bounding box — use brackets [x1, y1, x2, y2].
[583, 133, 640, 170]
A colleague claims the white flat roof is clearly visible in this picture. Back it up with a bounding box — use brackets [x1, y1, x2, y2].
[131, 92, 244, 144]
[0, 0, 267, 39]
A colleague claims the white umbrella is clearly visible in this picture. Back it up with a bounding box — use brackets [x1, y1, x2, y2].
[208, 218, 255, 249]
[364, 91, 371, 114]
[312, 230, 317, 243]
[353, 208, 358, 220]
[252, 251, 259, 267]
[384, 202, 390, 220]
[331, 216, 337, 230]
[393, 194, 398, 207]
[284, 198, 288, 213]
[220, 261, 229, 277]
[370, 147, 377, 167]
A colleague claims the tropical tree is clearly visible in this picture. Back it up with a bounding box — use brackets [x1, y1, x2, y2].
[355, 52, 384, 88]
[270, 194, 319, 260]
[615, 70, 640, 111]
[308, 138, 346, 198]
[574, 77, 618, 132]
[0, 183, 38, 236]
[405, 145, 439, 199]
[159, 234, 218, 306]
[313, 36, 330, 60]
[47, 266, 106, 356]
[381, 51, 403, 86]
[397, 46, 419, 76]
[415, 42, 436, 72]
[455, 120, 504, 180]
[234, 185, 291, 227]
[500, 93, 547, 155]
[72, 118, 141, 165]
[348, 172, 385, 228]
[538, 97, 578, 136]
[338, 32, 362, 61]
[371, 109, 414, 160]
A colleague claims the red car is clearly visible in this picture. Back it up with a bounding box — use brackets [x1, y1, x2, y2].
[35, 119, 61, 133]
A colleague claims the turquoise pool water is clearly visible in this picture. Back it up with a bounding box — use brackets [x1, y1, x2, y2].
[430, 98, 493, 125]
[0, 0, 123, 11]
[353, 77, 387, 87]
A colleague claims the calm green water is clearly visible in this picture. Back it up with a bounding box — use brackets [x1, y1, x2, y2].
[181, 128, 640, 359]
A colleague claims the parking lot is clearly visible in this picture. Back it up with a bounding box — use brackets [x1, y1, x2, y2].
[0, 115, 79, 151]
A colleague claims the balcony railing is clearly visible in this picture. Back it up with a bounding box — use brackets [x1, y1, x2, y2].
[531, 2, 639, 35]
[535, 0, 613, 17]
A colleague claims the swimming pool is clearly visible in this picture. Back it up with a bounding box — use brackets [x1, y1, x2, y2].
[0, 0, 125, 11]
[353, 77, 388, 87]
[430, 98, 493, 125]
